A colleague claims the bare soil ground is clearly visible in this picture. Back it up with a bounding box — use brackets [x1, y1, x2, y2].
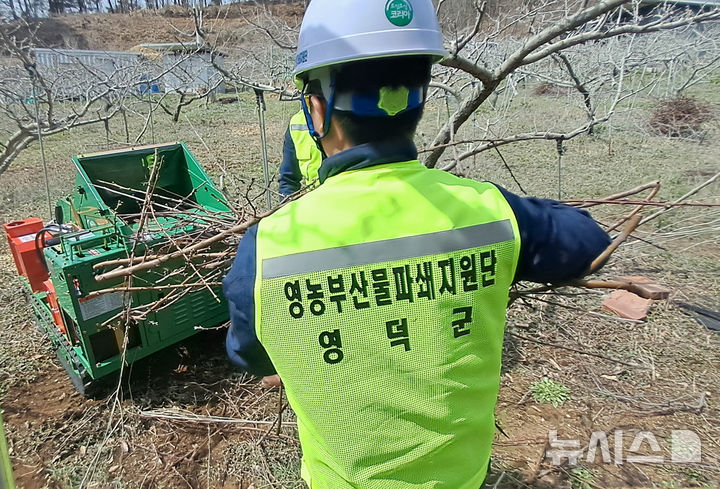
[0, 73, 719, 488]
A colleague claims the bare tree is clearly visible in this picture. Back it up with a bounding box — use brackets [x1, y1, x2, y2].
[1, 0, 42, 19]
[5, 0, 19, 20]
[0, 28, 118, 173]
[426, 0, 720, 168]
[0, 13, 249, 175]
[0, 27, 158, 173]
[207, 4, 299, 94]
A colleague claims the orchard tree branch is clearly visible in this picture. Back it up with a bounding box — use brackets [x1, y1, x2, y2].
[440, 55, 493, 87]
[423, 0, 720, 168]
[555, 52, 594, 119]
[210, 51, 295, 96]
[240, 6, 298, 51]
[0, 107, 121, 175]
[495, 0, 630, 79]
[521, 8, 720, 66]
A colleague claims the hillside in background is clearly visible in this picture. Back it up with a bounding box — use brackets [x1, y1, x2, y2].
[2, 2, 305, 52]
[1, 0, 510, 53]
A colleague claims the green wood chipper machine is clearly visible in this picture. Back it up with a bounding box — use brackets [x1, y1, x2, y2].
[4, 142, 233, 395]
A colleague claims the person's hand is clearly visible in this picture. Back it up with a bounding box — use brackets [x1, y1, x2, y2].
[261, 374, 282, 388]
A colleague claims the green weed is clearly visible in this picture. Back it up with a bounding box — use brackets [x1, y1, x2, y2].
[530, 377, 571, 407]
[570, 467, 595, 489]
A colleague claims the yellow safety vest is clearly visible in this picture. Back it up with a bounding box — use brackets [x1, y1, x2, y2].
[255, 160, 521, 488]
[289, 110, 323, 186]
[0, 411, 15, 489]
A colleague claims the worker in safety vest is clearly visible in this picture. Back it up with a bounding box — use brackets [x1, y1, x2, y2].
[224, 0, 610, 487]
[278, 109, 324, 196]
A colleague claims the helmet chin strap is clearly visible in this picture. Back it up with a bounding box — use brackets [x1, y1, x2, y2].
[301, 74, 336, 156]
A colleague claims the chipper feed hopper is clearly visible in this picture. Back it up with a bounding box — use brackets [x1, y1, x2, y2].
[4, 143, 232, 394]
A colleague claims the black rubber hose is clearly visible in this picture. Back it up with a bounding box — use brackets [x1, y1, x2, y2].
[35, 226, 56, 273]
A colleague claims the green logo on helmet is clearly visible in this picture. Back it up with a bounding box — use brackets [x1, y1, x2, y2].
[385, 0, 414, 27]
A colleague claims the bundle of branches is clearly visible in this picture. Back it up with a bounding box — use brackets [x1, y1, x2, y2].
[513, 172, 720, 301]
[93, 164, 720, 327]
[87, 151, 300, 327]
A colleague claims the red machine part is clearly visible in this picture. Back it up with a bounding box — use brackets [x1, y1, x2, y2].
[3, 218, 49, 293]
[42, 280, 66, 334]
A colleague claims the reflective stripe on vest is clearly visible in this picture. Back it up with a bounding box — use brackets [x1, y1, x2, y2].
[254, 160, 521, 489]
[289, 110, 323, 185]
[263, 220, 514, 279]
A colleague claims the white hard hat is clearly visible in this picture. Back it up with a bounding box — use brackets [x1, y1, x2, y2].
[293, 0, 446, 87]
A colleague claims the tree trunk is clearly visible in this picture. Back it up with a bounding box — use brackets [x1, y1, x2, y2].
[0, 130, 35, 176]
[424, 81, 499, 168]
[8, 0, 19, 20]
[21, 0, 32, 17]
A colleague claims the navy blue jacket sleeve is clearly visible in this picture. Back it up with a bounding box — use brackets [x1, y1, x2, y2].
[278, 128, 302, 197]
[497, 186, 611, 284]
[223, 225, 276, 377]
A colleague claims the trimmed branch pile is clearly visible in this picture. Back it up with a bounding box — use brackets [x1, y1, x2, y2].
[89, 157, 309, 327]
[649, 96, 714, 138]
[93, 167, 720, 328]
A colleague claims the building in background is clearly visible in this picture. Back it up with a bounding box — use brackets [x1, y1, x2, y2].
[32, 48, 144, 99]
[136, 42, 226, 96]
[31, 43, 226, 99]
